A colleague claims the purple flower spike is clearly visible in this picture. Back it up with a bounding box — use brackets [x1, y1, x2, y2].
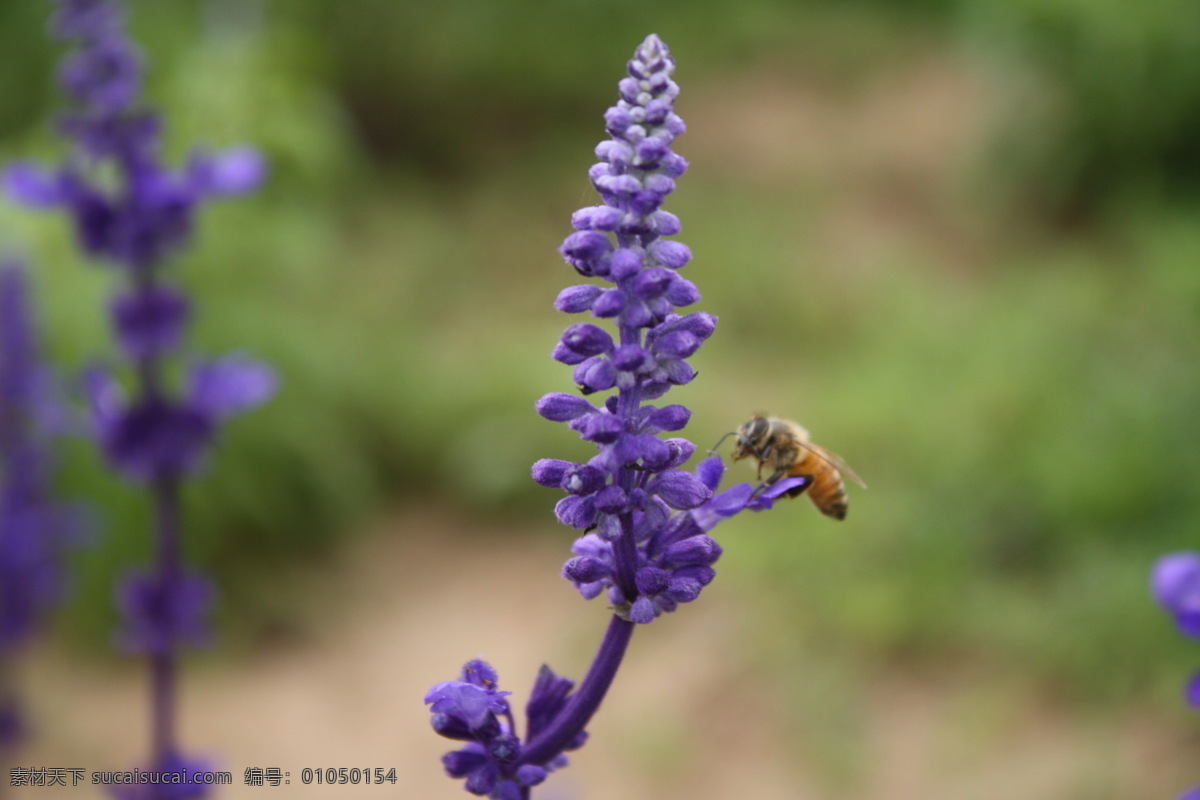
[0, 261, 82, 755]
[5, 0, 271, 777]
[431, 34, 800, 796]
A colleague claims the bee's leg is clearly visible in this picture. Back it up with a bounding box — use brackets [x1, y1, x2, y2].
[786, 475, 814, 498]
[751, 467, 792, 499]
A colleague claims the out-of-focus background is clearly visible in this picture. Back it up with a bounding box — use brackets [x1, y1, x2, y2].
[2, 0, 1198, 797]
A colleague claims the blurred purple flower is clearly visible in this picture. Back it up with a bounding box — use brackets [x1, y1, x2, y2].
[115, 569, 214, 655]
[1152, 552, 1200, 708]
[0, 261, 82, 753]
[109, 751, 217, 800]
[4, 0, 271, 776]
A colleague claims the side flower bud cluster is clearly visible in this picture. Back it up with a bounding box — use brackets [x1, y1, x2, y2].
[425, 659, 572, 799]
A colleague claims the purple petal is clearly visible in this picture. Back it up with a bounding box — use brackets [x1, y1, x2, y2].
[695, 456, 725, 492]
[188, 146, 266, 197]
[1187, 670, 1200, 708]
[188, 355, 275, 422]
[629, 596, 657, 624]
[1152, 552, 1200, 613]
[2, 163, 66, 208]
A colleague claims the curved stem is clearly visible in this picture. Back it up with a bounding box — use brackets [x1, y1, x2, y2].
[514, 614, 635, 769]
[150, 472, 181, 763]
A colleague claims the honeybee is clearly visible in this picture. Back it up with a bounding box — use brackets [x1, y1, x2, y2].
[731, 415, 865, 520]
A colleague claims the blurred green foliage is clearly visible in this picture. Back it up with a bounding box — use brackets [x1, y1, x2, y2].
[0, 0, 1197, 715]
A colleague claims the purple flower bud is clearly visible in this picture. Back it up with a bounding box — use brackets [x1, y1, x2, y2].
[574, 357, 616, 394]
[609, 247, 642, 280]
[1152, 552, 1200, 637]
[663, 535, 723, 566]
[551, 341, 588, 365]
[638, 436, 671, 469]
[643, 173, 675, 196]
[618, 77, 640, 103]
[2, 163, 67, 208]
[188, 355, 276, 422]
[110, 284, 189, 359]
[628, 190, 664, 217]
[442, 747, 488, 776]
[577, 413, 623, 444]
[555, 495, 597, 530]
[187, 146, 266, 197]
[662, 438, 696, 469]
[59, 35, 141, 112]
[96, 396, 214, 481]
[562, 464, 606, 496]
[611, 344, 650, 372]
[635, 567, 670, 596]
[665, 275, 700, 306]
[649, 211, 683, 237]
[571, 205, 623, 231]
[115, 569, 214, 654]
[649, 470, 711, 510]
[661, 152, 689, 177]
[430, 712, 475, 740]
[635, 137, 670, 166]
[604, 106, 632, 135]
[654, 330, 700, 359]
[649, 238, 690, 268]
[555, 285, 603, 313]
[592, 484, 628, 513]
[673, 564, 716, 588]
[632, 267, 674, 300]
[535, 393, 596, 422]
[591, 288, 626, 318]
[531, 459, 572, 488]
[620, 299, 652, 329]
[595, 140, 634, 168]
[560, 323, 614, 357]
[464, 763, 500, 795]
[595, 174, 641, 197]
[560, 230, 612, 263]
[629, 596, 657, 624]
[563, 556, 610, 584]
[645, 405, 689, 432]
[515, 765, 547, 787]
[665, 574, 703, 603]
[610, 433, 643, 465]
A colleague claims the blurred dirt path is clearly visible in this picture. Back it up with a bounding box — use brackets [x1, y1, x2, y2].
[11, 506, 1191, 799]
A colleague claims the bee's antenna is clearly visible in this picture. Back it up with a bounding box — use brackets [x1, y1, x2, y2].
[708, 430, 736, 456]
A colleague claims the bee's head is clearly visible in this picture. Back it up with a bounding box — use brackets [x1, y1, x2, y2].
[733, 415, 770, 459]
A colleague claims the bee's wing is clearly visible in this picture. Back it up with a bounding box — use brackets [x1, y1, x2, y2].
[800, 441, 867, 488]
